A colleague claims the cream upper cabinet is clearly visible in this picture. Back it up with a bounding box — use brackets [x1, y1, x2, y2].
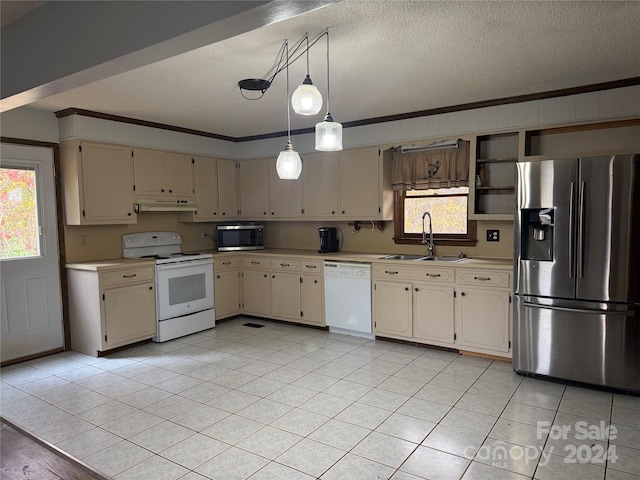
[455, 269, 512, 356]
[60, 140, 136, 225]
[239, 158, 270, 218]
[269, 157, 303, 218]
[338, 146, 393, 220]
[302, 152, 339, 218]
[179, 155, 219, 222]
[132, 147, 194, 198]
[217, 158, 239, 219]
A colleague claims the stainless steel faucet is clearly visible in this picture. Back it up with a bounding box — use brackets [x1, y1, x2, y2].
[421, 211, 434, 257]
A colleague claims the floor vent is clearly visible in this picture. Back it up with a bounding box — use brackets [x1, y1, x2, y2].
[243, 323, 265, 328]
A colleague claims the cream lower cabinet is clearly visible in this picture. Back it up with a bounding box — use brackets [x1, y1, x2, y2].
[374, 280, 413, 338]
[300, 261, 324, 327]
[271, 272, 301, 320]
[67, 264, 157, 356]
[373, 264, 455, 346]
[455, 269, 512, 357]
[214, 255, 241, 320]
[241, 257, 271, 316]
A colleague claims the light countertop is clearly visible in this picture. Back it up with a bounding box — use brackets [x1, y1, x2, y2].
[66, 258, 156, 271]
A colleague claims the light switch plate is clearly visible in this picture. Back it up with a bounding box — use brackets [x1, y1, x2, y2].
[487, 229, 500, 242]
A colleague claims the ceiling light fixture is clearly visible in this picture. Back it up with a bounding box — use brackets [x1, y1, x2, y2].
[291, 33, 323, 115]
[276, 40, 303, 180]
[315, 29, 342, 151]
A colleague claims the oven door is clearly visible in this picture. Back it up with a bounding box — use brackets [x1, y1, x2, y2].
[156, 259, 214, 321]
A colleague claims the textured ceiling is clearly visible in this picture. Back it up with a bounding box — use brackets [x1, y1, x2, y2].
[19, 1, 640, 138]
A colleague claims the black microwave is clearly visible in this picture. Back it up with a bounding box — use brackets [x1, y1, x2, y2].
[217, 225, 264, 251]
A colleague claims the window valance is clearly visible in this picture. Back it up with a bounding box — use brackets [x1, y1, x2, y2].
[392, 139, 470, 190]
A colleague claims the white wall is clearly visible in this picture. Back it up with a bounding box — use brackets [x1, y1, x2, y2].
[0, 108, 59, 144]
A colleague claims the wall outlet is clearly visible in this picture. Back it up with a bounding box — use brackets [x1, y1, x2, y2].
[80, 234, 88, 246]
[486, 229, 500, 242]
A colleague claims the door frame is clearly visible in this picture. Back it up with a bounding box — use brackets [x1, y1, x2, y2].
[1, 137, 69, 366]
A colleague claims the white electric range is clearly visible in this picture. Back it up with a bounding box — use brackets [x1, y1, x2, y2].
[122, 232, 215, 342]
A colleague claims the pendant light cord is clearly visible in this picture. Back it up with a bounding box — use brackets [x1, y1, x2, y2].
[305, 34, 310, 77]
[326, 29, 331, 114]
[286, 40, 291, 143]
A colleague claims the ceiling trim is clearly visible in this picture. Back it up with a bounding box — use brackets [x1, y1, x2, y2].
[55, 76, 640, 143]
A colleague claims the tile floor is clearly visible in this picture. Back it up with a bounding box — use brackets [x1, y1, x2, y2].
[1, 316, 639, 480]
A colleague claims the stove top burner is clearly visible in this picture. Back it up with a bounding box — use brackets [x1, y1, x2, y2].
[140, 254, 169, 259]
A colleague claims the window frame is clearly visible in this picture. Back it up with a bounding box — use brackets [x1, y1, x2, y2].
[393, 190, 477, 246]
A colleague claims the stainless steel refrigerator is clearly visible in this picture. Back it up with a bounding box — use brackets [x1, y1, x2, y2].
[513, 154, 640, 391]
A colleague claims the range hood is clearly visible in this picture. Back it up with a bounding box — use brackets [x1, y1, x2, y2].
[135, 199, 197, 212]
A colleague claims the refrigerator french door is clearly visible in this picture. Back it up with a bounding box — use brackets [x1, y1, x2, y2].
[513, 154, 640, 391]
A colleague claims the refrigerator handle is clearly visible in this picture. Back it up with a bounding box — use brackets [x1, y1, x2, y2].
[577, 181, 586, 279]
[569, 182, 575, 279]
[523, 302, 635, 316]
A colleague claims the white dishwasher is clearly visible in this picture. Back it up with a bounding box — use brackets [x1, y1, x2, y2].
[324, 261, 373, 338]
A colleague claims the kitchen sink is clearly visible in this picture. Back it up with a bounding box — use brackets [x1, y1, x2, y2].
[380, 254, 429, 261]
[380, 254, 467, 262]
[419, 255, 466, 262]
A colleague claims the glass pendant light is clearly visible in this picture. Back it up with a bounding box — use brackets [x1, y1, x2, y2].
[291, 34, 323, 115]
[276, 40, 303, 180]
[315, 29, 342, 151]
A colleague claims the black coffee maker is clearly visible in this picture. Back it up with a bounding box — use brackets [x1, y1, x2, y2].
[318, 227, 340, 253]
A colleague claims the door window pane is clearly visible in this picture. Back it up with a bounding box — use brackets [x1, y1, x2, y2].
[0, 167, 40, 259]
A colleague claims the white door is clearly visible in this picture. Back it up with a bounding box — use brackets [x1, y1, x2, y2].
[1, 143, 64, 362]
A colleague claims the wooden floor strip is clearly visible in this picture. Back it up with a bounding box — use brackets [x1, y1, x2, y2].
[0, 417, 110, 480]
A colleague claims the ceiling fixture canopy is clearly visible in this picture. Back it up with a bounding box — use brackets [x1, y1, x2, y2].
[276, 40, 302, 180]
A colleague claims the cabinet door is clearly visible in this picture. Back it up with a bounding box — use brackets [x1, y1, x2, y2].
[164, 152, 194, 197]
[80, 142, 136, 223]
[269, 158, 303, 218]
[185, 156, 219, 222]
[215, 269, 240, 319]
[271, 272, 301, 320]
[242, 270, 270, 316]
[103, 282, 156, 347]
[301, 274, 324, 326]
[217, 159, 239, 218]
[303, 152, 339, 218]
[133, 147, 166, 196]
[338, 147, 380, 219]
[239, 158, 269, 218]
[456, 288, 511, 354]
[374, 280, 412, 338]
[413, 283, 455, 346]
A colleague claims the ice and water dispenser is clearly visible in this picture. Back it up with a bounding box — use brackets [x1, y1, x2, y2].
[520, 208, 553, 261]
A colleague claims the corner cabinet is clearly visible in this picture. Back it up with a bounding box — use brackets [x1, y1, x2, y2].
[66, 262, 157, 356]
[469, 132, 519, 220]
[60, 141, 136, 225]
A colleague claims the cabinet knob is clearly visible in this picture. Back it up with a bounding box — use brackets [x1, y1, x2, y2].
[222, 212, 226, 215]
[461, 292, 466, 296]
[405, 287, 409, 291]
[332, 211, 335, 215]
[148, 286, 153, 290]
[217, 275, 221, 279]
[271, 212, 274, 215]
[213, 212, 217, 215]
[128, 212, 132, 216]
[272, 275, 275, 279]
[342, 210, 345, 214]
[314, 280, 318, 284]
[264, 274, 268, 278]
[169, 189, 173, 193]
[415, 287, 419, 291]
[263, 212, 267, 215]
[161, 189, 165, 192]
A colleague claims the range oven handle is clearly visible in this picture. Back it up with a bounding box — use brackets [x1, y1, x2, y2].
[157, 259, 213, 271]
[523, 301, 635, 316]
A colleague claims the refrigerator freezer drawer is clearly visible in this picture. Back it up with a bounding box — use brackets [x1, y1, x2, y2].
[513, 296, 639, 391]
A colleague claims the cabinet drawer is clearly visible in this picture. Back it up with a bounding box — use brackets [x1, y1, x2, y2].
[457, 270, 510, 288]
[242, 256, 270, 270]
[215, 256, 239, 270]
[102, 266, 155, 287]
[373, 264, 454, 283]
[301, 260, 323, 273]
[270, 258, 301, 272]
